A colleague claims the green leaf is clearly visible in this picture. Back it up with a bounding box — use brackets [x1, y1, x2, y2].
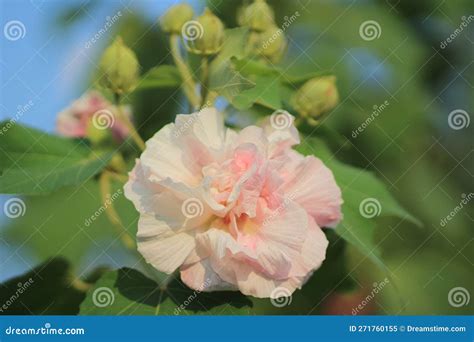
[0, 258, 87, 314]
[135, 65, 181, 90]
[232, 74, 282, 110]
[80, 268, 253, 315]
[208, 28, 254, 103]
[0, 122, 113, 194]
[296, 137, 421, 268]
[4, 179, 138, 268]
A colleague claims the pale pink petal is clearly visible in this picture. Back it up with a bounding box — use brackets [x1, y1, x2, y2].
[180, 258, 236, 292]
[136, 214, 195, 274]
[279, 153, 343, 228]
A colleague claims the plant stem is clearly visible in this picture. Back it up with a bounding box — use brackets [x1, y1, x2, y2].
[114, 95, 146, 151]
[200, 56, 209, 108]
[169, 34, 201, 109]
[99, 171, 135, 250]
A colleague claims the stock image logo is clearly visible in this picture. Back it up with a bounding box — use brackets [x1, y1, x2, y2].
[359, 20, 381, 41]
[4, 20, 26, 41]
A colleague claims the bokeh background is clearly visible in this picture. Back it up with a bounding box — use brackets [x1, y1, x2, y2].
[1, 0, 472, 315]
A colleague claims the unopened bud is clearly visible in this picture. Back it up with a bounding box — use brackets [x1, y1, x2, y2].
[291, 76, 339, 118]
[185, 8, 224, 55]
[237, 0, 275, 32]
[257, 25, 287, 62]
[160, 3, 194, 34]
[98, 37, 139, 95]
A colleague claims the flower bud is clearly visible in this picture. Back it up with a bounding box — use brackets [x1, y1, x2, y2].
[291, 76, 339, 118]
[160, 3, 194, 34]
[237, 0, 275, 32]
[98, 37, 139, 95]
[185, 8, 224, 55]
[257, 25, 287, 62]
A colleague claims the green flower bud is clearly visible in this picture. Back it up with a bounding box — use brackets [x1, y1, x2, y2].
[238, 0, 275, 32]
[184, 8, 224, 55]
[257, 25, 287, 62]
[291, 76, 339, 118]
[98, 37, 139, 95]
[160, 3, 194, 34]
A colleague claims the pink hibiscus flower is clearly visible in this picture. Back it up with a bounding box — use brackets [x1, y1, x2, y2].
[124, 108, 342, 298]
[56, 90, 131, 142]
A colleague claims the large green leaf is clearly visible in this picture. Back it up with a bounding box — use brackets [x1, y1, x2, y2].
[208, 28, 254, 103]
[80, 268, 253, 315]
[135, 65, 181, 90]
[0, 258, 88, 315]
[4, 179, 138, 268]
[296, 137, 421, 268]
[0, 122, 113, 194]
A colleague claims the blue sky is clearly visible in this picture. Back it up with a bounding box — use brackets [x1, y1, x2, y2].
[0, 0, 202, 281]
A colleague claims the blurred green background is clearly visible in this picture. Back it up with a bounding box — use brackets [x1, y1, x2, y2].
[1, 0, 472, 315]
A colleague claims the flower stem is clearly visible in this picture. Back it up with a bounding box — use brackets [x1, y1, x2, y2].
[99, 171, 135, 250]
[200, 56, 209, 108]
[169, 34, 201, 109]
[114, 95, 146, 151]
